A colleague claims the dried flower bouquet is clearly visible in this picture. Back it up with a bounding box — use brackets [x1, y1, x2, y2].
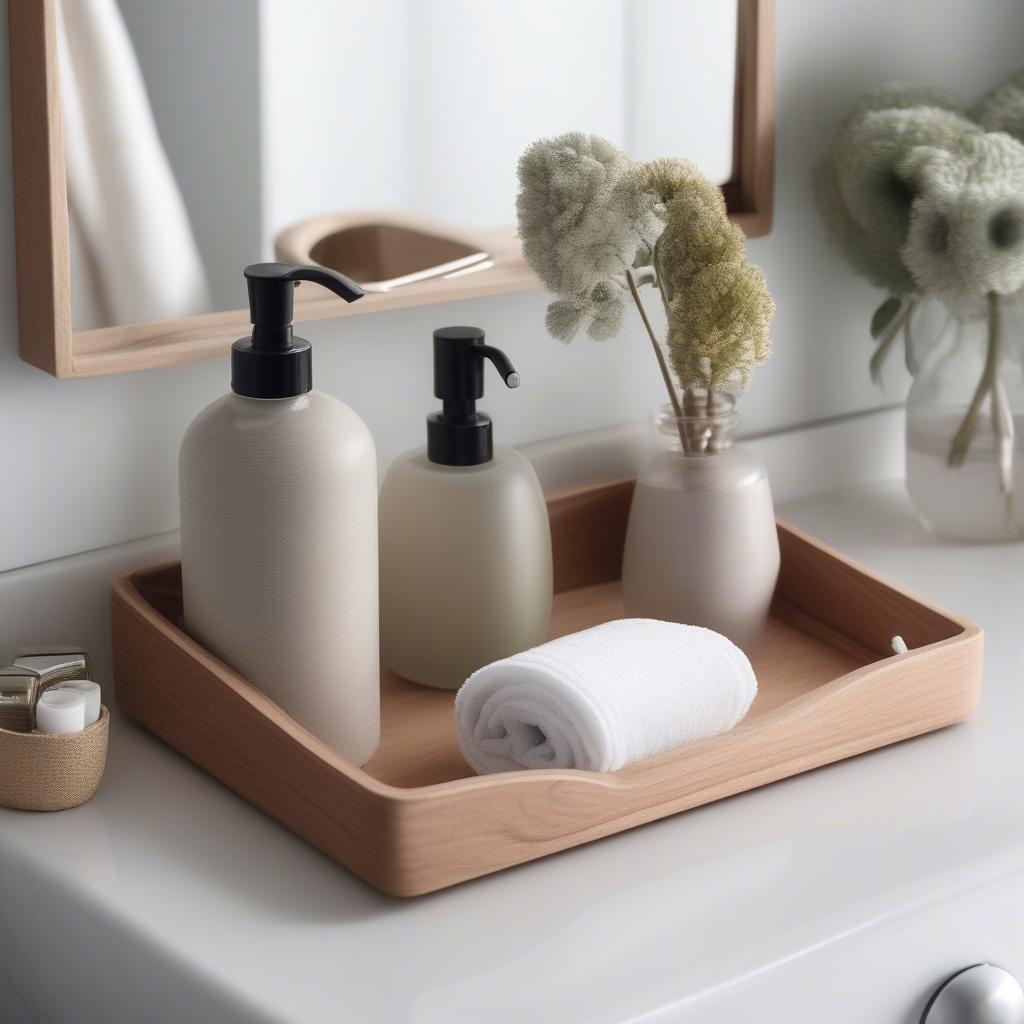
[516, 133, 775, 453]
[815, 76, 1024, 487]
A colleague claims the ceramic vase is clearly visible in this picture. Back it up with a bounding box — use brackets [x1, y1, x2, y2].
[621, 394, 780, 651]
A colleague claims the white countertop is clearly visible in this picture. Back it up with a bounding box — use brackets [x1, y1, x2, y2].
[3, 480, 1024, 1023]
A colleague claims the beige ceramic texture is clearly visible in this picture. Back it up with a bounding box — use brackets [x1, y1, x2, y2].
[379, 446, 553, 690]
[0, 706, 109, 811]
[622, 444, 781, 650]
[179, 391, 380, 765]
[112, 478, 982, 897]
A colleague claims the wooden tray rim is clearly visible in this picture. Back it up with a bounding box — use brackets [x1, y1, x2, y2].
[111, 503, 981, 808]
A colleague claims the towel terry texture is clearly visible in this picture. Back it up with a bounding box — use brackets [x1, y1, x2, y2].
[456, 618, 757, 774]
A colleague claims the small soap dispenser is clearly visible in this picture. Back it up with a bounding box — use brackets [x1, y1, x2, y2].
[379, 326, 553, 690]
[179, 263, 380, 765]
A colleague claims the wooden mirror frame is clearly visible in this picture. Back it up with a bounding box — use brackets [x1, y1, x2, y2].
[8, 0, 774, 379]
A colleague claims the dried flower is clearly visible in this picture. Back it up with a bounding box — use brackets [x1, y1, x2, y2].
[834, 106, 979, 250]
[516, 134, 775, 438]
[668, 261, 775, 391]
[846, 82, 964, 120]
[645, 158, 745, 296]
[516, 132, 659, 341]
[972, 70, 1024, 140]
[814, 85, 976, 295]
[815, 77, 1024, 488]
[901, 131, 1024, 301]
[544, 279, 627, 342]
[639, 157, 773, 390]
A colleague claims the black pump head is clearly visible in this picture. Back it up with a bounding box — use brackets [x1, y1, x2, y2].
[231, 263, 364, 399]
[427, 326, 520, 466]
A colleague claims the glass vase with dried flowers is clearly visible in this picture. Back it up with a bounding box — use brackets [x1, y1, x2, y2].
[517, 133, 777, 649]
[816, 78, 1024, 541]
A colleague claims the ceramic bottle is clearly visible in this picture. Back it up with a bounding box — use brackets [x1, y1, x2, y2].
[179, 263, 380, 765]
[379, 327, 553, 690]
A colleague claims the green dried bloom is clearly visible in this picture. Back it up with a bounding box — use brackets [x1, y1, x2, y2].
[637, 158, 772, 389]
[814, 85, 977, 296]
[516, 136, 774, 393]
[544, 298, 586, 342]
[846, 83, 963, 120]
[516, 132, 659, 341]
[544, 280, 626, 343]
[660, 200, 745, 297]
[903, 127, 1024, 192]
[668, 262, 775, 392]
[647, 158, 745, 298]
[516, 131, 627, 293]
[901, 131, 1024, 301]
[834, 106, 979, 249]
[971, 70, 1024, 141]
[641, 157, 727, 213]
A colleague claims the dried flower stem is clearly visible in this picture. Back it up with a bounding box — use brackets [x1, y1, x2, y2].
[682, 387, 703, 454]
[653, 243, 701, 453]
[902, 299, 919, 376]
[991, 372, 1021, 538]
[947, 291, 1002, 468]
[869, 297, 914, 386]
[625, 268, 689, 451]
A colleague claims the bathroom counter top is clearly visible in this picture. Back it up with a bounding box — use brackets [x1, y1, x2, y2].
[3, 480, 1024, 1023]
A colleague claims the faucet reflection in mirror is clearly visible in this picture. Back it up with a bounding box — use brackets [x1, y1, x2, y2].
[516, 133, 778, 649]
[816, 75, 1024, 541]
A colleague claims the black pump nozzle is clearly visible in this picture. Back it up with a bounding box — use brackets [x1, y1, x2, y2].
[427, 326, 520, 466]
[232, 262, 364, 399]
[478, 345, 520, 390]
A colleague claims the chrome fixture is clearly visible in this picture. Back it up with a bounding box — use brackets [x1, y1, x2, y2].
[922, 964, 1024, 1023]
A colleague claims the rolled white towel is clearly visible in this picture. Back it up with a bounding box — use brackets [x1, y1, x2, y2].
[455, 618, 757, 774]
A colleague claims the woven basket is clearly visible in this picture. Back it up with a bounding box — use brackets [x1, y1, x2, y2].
[0, 706, 109, 811]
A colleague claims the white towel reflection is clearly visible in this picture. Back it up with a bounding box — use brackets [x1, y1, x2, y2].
[57, 0, 211, 329]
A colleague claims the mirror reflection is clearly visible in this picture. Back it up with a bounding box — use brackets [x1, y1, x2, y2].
[59, 0, 742, 330]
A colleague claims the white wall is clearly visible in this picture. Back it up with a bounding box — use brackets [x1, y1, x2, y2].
[2, 0, 1024, 576]
[261, 0, 735, 235]
[403, 0, 626, 228]
[260, 0, 413, 239]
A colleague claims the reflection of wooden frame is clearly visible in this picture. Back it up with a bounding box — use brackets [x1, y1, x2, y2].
[723, 0, 775, 238]
[8, 0, 775, 379]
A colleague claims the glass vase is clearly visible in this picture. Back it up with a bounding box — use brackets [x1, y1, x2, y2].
[621, 394, 780, 651]
[905, 295, 1024, 542]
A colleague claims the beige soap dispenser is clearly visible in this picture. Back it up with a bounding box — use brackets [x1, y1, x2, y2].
[379, 326, 553, 690]
[179, 263, 380, 765]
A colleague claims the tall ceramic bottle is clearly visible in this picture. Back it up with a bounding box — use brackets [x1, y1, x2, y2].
[379, 327, 553, 690]
[179, 263, 380, 764]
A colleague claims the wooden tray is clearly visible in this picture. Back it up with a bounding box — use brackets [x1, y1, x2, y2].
[111, 479, 982, 896]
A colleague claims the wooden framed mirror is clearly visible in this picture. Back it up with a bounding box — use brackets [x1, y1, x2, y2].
[8, 0, 774, 379]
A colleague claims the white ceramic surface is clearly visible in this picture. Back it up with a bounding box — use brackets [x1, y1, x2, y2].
[0, 412, 1002, 1021]
[2, 472, 1023, 1022]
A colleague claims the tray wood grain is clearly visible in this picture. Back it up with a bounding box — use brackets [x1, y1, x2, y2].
[112, 478, 982, 896]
